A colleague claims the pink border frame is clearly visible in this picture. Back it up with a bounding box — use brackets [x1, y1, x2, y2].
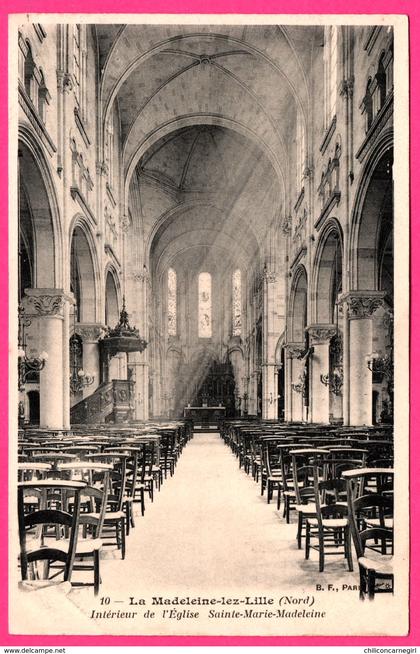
[1, 0, 418, 646]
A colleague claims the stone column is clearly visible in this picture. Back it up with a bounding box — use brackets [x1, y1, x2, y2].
[286, 343, 305, 422]
[340, 291, 384, 426]
[128, 351, 149, 421]
[284, 353, 293, 422]
[23, 289, 72, 429]
[261, 269, 282, 420]
[262, 363, 277, 420]
[75, 324, 105, 398]
[307, 324, 337, 424]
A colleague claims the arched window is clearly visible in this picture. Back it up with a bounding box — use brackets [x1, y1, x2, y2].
[38, 69, 50, 123]
[296, 111, 305, 191]
[324, 26, 338, 127]
[232, 269, 242, 336]
[24, 41, 35, 98]
[198, 272, 212, 338]
[73, 24, 87, 121]
[375, 53, 387, 111]
[168, 268, 177, 336]
[363, 79, 374, 131]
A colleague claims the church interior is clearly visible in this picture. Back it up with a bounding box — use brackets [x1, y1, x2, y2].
[13, 20, 398, 632]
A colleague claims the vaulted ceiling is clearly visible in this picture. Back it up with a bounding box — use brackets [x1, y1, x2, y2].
[93, 23, 323, 275]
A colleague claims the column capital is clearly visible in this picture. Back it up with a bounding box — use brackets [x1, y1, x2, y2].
[285, 342, 305, 359]
[75, 323, 106, 343]
[22, 289, 74, 317]
[306, 323, 337, 344]
[339, 290, 385, 319]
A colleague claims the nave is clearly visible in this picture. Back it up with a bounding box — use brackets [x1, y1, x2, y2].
[94, 433, 358, 595]
[13, 18, 404, 637]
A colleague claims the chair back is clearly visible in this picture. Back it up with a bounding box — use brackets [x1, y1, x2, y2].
[347, 491, 393, 559]
[18, 485, 81, 582]
[108, 458, 127, 512]
[313, 465, 348, 524]
[125, 456, 139, 501]
[138, 443, 154, 482]
[78, 480, 109, 538]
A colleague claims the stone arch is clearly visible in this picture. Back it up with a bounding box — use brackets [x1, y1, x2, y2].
[289, 265, 308, 343]
[104, 265, 121, 327]
[18, 125, 63, 290]
[350, 131, 393, 291]
[69, 216, 100, 323]
[275, 332, 286, 366]
[313, 219, 344, 323]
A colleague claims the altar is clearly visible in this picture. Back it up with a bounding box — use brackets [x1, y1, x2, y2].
[183, 405, 226, 426]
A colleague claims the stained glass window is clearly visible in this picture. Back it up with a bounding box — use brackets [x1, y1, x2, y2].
[232, 269, 242, 336]
[198, 272, 212, 338]
[168, 268, 177, 336]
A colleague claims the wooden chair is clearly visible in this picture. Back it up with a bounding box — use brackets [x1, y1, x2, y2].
[261, 441, 282, 504]
[134, 443, 155, 514]
[96, 458, 128, 559]
[64, 481, 109, 595]
[291, 449, 326, 549]
[18, 480, 83, 586]
[124, 455, 138, 534]
[305, 466, 353, 572]
[348, 493, 394, 599]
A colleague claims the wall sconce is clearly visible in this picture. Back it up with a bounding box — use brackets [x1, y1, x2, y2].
[18, 305, 48, 392]
[292, 372, 306, 395]
[69, 332, 94, 394]
[320, 367, 343, 396]
[366, 351, 393, 381]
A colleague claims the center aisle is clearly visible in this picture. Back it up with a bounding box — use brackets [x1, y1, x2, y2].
[71, 432, 363, 635]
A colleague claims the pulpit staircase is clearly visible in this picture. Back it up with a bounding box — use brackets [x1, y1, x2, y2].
[70, 379, 134, 424]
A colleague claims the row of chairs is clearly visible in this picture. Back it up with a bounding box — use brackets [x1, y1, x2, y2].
[17, 421, 192, 595]
[221, 420, 394, 600]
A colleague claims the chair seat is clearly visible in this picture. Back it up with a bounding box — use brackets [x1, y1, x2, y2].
[358, 553, 394, 574]
[307, 517, 348, 528]
[296, 503, 321, 513]
[54, 538, 103, 554]
[104, 511, 125, 520]
[366, 517, 394, 529]
[86, 510, 125, 521]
